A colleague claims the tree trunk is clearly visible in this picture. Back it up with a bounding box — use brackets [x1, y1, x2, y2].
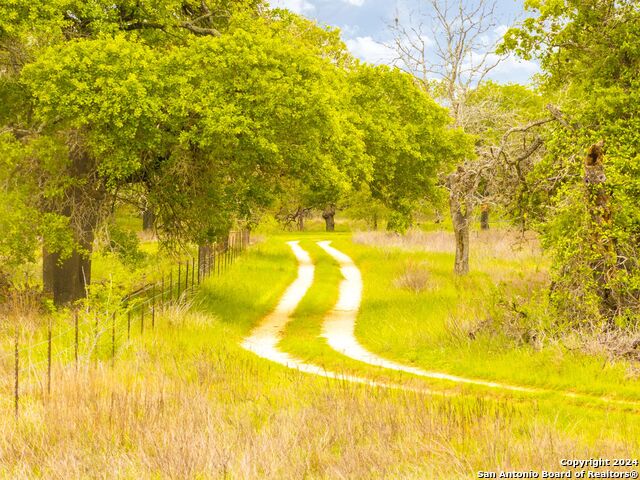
[480, 205, 489, 230]
[142, 209, 155, 231]
[43, 235, 93, 305]
[323, 204, 336, 232]
[198, 244, 212, 277]
[584, 140, 617, 318]
[42, 136, 104, 306]
[297, 209, 304, 231]
[450, 198, 470, 275]
[372, 212, 378, 231]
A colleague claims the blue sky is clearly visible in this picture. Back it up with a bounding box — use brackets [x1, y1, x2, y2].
[269, 0, 539, 84]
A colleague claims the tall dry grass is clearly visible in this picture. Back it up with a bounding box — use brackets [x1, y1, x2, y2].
[1, 311, 637, 479]
[353, 229, 543, 261]
[353, 228, 548, 289]
[393, 260, 433, 293]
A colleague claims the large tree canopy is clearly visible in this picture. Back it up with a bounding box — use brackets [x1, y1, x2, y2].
[349, 63, 471, 232]
[0, 0, 471, 303]
[501, 0, 640, 323]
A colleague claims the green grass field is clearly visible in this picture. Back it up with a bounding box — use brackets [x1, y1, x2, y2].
[2, 228, 640, 478]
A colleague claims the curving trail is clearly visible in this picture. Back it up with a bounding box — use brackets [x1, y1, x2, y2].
[317, 241, 533, 393]
[241, 241, 440, 395]
[241, 241, 315, 369]
[316, 240, 640, 408]
[241, 240, 640, 410]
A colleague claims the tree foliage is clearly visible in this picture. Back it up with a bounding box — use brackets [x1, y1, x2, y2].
[349, 63, 470, 232]
[1, 1, 470, 301]
[501, 0, 640, 324]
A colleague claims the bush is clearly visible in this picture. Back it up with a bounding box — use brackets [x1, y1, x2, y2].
[102, 223, 145, 267]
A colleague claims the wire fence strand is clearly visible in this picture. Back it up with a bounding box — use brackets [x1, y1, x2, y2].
[3, 230, 249, 418]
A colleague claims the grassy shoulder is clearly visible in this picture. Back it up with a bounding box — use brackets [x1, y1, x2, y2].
[322, 233, 640, 402]
[277, 234, 507, 394]
[267, 233, 640, 444]
[4, 232, 640, 478]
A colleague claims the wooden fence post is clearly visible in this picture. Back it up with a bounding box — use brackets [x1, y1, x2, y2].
[205, 250, 208, 278]
[93, 312, 99, 362]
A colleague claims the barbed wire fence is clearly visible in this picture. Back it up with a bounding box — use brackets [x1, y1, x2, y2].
[0, 229, 250, 419]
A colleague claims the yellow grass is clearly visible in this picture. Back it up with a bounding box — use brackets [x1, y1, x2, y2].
[1, 235, 639, 478]
[1, 313, 637, 480]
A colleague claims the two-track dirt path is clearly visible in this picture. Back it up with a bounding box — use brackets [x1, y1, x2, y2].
[241, 241, 440, 395]
[316, 241, 535, 394]
[242, 240, 640, 409]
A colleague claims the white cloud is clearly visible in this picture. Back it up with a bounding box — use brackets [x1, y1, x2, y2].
[345, 36, 396, 65]
[488, 55, 540, 83]
[462, 52, 540, 84]
[341, 0, 366, 5]
[340, 24, 360, 37]
[270, 0, 316, 14]
[494, 24, 510, 38]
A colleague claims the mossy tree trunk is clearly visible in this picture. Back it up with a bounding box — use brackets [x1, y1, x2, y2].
[142, 209, 155, 231]
[584, 140, 618, 317]
[480, 205, 489, 230]
[42, 140, 104, 306]
[323, 204, 336, 232]
[450, 197, 470, 275]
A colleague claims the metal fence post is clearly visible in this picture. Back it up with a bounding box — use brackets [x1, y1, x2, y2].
[47, 320, 52, 395]
[111, 312, 116, 364]
[169, 270, 173, 303]
[14, 332, 19, 419]
[161, 274, 165, 310]
[74, 310, 79, 369]
[152, 285, 156, 329]
[178, 263, 182, 299]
